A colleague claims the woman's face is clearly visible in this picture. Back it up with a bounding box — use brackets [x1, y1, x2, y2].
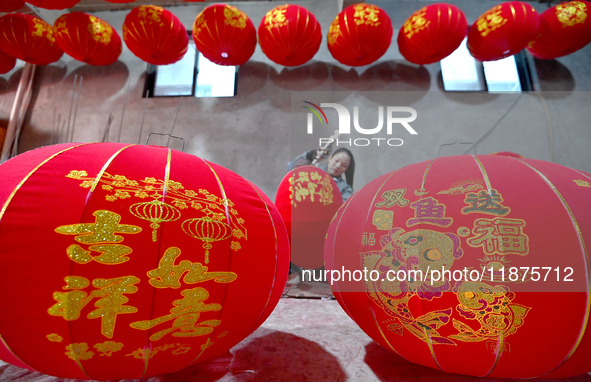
[327, 152, 351, 177]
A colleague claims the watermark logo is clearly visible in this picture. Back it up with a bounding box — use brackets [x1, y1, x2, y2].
[303, 101, 418, 147]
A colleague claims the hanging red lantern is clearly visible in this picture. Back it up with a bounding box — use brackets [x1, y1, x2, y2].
[0, 142, 289, 379]
[398, 3, 468, 65]
[123, 5, 188, 66]
[467, 1, 539, 61]
[327, 3, 393, 67]
[54, 12, 121, 66]
[192, 4, 256, 66]
[0, 0, 25, 12]
[325, 154, 591, 378]
[527, 1, 591, 59]
[0, 48, 16, 74]
[26, 0, 81, 10]
[275, 166, 342, 270]
[0, 13, 63, 66]
[258, 4, 322, 67]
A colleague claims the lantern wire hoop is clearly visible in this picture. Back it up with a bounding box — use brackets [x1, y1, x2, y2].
[439, 141, 476, 156]
[145, 132, 185, 152]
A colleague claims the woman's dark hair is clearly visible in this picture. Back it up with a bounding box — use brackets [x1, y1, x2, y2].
[331, 147, 355, 188]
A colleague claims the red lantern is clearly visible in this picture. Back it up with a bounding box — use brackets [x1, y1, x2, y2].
[325, 155, 591, 378]
[0, 0, 25, 12]
[26, 0, 81, 9]
[327, 3, 393, 67]
[0, 48, 16, 74]
[467, 1, 539, 61]
[192, 4, 256, 66]
[0, 13, 63, 66]
[0, 143, 289, 379]
[123, 6, 188, 66]
[398, 3, 468, 65]
[54, 13, 121, 66]
[258, 4, 322, 67]
[275, 166, 342, 270]
[527, 1, 591, 59]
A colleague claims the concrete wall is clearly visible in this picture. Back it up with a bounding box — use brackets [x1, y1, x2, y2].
[1, 0, 590, 200]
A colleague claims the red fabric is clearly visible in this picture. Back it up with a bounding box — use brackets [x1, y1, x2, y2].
[192, 4, 256, 66]
[26, 0, 81, 9]
[275, 166, 342, 270]
[0, 13, 63, 66]
[325, 155, 591, 378]
[467, 1, 539, 61]
[527, 0, 591, 59]
[327, 3, 393, 67]
[0, 143, 289, 379]
[258, 4, 322, 67]
[0, 48, 16, 74]
[54, 12, 121, 66]
[0, 0, 25, 12]
[398, 3, 468, 65]
[123, 5, 189, 66]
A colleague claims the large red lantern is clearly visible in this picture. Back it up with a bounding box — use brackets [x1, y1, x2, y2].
[527, 1, 591, 59]
[258, 4, 322, 67]
[0, 13, 63, 66]
[0, 143, 289, 379]
[325, 155, 591, 378]
[275, 166, 342, 270]
[0, 48, 16, 74]
[26, 0, 82, 9]
[54, 13, 122, 66]
[192, 4, 257, 66]
[398, 3, 468, 65]
[467, 1, 539, 61]
[327, 3, 393, 67]
[123, 6, 188, 66]
[0, 0, 25, 12]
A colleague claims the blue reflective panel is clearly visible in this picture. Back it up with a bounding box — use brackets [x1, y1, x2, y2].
[153, 43, 196, 97]
[483, 56, 522, 92]
[195, 53, 237, 98]
[440, 38, 486, 91]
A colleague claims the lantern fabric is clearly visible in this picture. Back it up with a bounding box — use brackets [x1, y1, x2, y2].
[0, 143, 289, 379]
[0, 48, 16, 74]
[398, 3, 468, 65]
[275, 166, 342, 270]
[26, 0, 81, 9]
[325, 154, 591, 378]
[192, 4, 257, 66]
[527, 1, 591, 59]
[123, 6, 188, 66]
[467, 1, 539, 61]
[0, 13, 63, 66]
[0, 0, 25, 12]
[258, 4, 322, 67]
[327, 3, 393, 67]
[54, 13, 122, 66]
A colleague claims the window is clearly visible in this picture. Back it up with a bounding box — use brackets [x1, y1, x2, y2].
[440, 38, 535, 92]
[144, 38, 238, 98]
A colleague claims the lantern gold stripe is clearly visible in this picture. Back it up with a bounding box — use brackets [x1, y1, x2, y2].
[471, 155, 493, 193]
[0, 142, 91, 376]
[88, 144, 135, 194]
[483, 332, 505, 377]
[516, 159, 590, 376]
[424, 327, 444, 371]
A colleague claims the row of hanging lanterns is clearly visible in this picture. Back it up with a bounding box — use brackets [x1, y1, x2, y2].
[0, 0, 206, 11]
[0, 1, 590, 74]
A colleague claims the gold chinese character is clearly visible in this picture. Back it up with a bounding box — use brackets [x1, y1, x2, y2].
[407, 197, 452, 227]
[375, 189, 409, 208]
[462, 189, 510, 216]
[55, 210, 141, 244]
[130, 287, 221, 341]
[467, 218, 529, 256]
[148, 247, 237, 288]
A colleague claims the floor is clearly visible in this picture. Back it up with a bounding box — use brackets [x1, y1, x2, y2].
[0, 289, 590, 382]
